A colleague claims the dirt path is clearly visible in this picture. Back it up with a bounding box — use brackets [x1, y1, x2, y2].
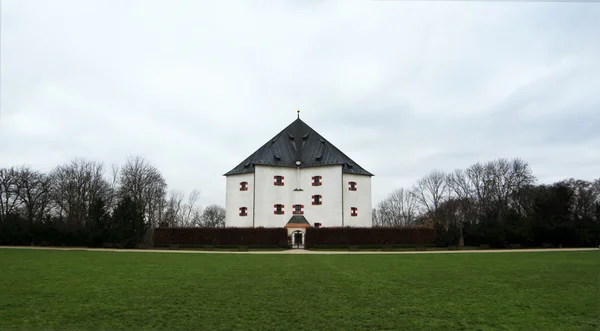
[1, 246, 597, 255]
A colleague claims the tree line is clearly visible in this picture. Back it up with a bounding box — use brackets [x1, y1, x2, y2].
[373, 158, 600, 247]
[3, 155, 597, 248]
[0, 156, 225, 247]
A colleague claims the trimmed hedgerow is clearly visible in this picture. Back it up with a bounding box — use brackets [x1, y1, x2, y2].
[304, 226, 437, 248]
[153, 227, 288, 247]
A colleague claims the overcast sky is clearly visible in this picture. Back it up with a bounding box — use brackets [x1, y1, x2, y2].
[1, 0, 599, 207]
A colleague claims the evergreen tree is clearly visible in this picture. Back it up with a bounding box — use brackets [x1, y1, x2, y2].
[112, 196, 147, 248]
[87, 197, 111, 247]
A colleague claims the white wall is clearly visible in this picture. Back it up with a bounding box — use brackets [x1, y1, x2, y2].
[254, 164, 344, 227]
[225, 165, 372, 228]
[225, 173, 254, 227]
[294, 164, 344, 228]
[342, 173, 373, 227]
[253, 165, 296, 227]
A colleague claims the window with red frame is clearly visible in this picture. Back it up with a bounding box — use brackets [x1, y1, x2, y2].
[239, 181, 248, 191]
[293, 204, 304, 215]
[274, 175, 284, 186]
[312, 195, 322, 205]
[274, 204, 284, 215]
[312, 176, 322, 186]
[348, 181, 357, 191]
[239, 207, 248, 216]
[350, 207, 358, 216]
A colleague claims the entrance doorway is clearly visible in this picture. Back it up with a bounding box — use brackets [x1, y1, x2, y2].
[285, 215, 310, 249]
[291, 230, 304, 249]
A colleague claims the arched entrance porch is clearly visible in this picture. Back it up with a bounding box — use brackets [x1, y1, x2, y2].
[285, 215, 311, 249]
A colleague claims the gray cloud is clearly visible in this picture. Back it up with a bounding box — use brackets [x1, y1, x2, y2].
[1, 1, 599, 207]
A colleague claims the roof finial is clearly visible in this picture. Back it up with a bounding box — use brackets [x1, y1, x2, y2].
[297, 109, 300, 119]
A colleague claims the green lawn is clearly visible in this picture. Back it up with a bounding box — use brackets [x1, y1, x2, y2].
[0, 249, 598, 331]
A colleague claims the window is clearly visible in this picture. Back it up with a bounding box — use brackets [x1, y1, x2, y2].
[239, 207, 248, 216]
[274, 204, 285, 215]
[312, 175, 322, 186]
[312, 195, 322, 205]
[239, 181, 248, 191]
[293, 204, 304, 215]
[351, 207, 358, 217]
[348, 181, 357, 191]
[274, 175, 284, 186]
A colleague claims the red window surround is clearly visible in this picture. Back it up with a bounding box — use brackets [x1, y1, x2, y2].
[351, 207, 358, 217]
[239, 181, 248, 191]
[293, 204, 304, 215]
[312, 195, 322, 205]
[348, 181, 357, 191]
[312, 176, 322, 186]
[239, 207, 248, 216]
[274, 175, 284, 186]
[274, 204, 285, 215]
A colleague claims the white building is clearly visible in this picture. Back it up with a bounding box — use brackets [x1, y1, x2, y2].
[224, 112, 374, 245]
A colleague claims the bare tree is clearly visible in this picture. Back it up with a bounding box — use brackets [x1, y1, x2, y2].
[560, 178, 600, 221]
[118, 156, 167, 228]
[464, 158, 535, 222]
[15, 166, 52, 223]
[191, 208, 204, 227]
[411, 169, 449, 222]
[157, 188, 201, 228]
[375, 188, 418, 227]
[202, 204, 226, 227]
[162, 189, 184, 227]
[180, 189, 201, 226]
[490, 158, 534, 218]
[373, 201, 390, 227]
[49, 159, 111, 227]
[465, 161, 501, 221]
[447, 169, 473, 201]
[103, 164, 121, 212]
[0, 167, 21, 221]
[446, 169, 476, 246]
[465, 162, 493, 214]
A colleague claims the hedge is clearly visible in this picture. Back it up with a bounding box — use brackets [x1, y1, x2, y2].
[0, 215, 145, 248]
[153, 227, 288, 247]
[305, 226, 437, 248]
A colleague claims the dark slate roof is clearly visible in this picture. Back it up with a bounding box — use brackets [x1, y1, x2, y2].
[287, 215, 310, 225]
[224, 117, 374, 176]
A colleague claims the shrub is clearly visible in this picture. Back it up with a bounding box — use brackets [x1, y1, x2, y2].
[304, 226, 436, 248]
[153, 227, 288, 247]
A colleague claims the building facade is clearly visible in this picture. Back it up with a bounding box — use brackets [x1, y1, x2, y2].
[224, 114, 374, 242]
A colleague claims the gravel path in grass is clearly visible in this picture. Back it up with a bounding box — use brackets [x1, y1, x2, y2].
[0, 245, 597, 254]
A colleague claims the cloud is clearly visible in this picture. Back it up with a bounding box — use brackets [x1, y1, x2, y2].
[1, 0, 599, 207]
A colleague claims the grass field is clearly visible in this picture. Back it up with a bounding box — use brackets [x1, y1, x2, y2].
[1, 249, 598, 330]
